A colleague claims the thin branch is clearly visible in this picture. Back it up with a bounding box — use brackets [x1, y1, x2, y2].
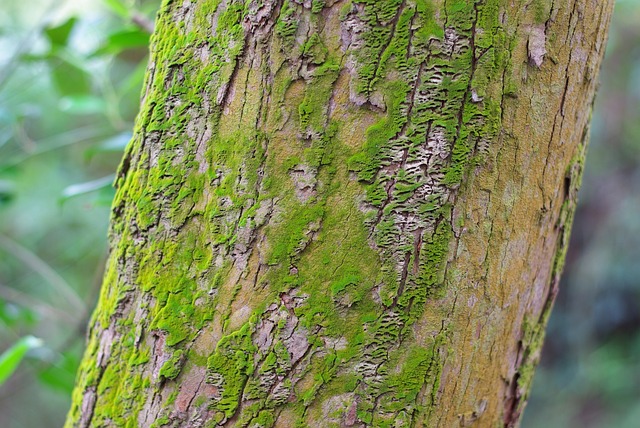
[131, 13, 155, 34]
[0, 235, 86, 316]
[0, 124, 115, 171]
[0, 282, 77, 324]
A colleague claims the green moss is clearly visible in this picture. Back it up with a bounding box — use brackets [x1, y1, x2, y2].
[192, 396, 206, 408]
[348, 79, 410, 182]
[298, 59, 341, 135]
[67, 0, 257, 424]
[298, 101, 313, 129]
[311, 0, 325, 14]
[514, 317, 548, 414]
[150, 415, 170, 428]
[532, 0, 553, 23]
[302, 33, 328, 64]
[327, 0, 512, 422]
[275, 1, 299, 45]
[159, 349, 185, 380]
[339, 1, 353, 20]
[415, 0, 444, 40]
[267, 203, 325, 266]
[253, 410, 276, 427]
[206, 318, 257, 418]
[69, 0, 522, 425]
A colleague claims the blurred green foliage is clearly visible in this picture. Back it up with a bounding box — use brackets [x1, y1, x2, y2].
[0, 0, 159, 426]
[0, 0, 638, 427]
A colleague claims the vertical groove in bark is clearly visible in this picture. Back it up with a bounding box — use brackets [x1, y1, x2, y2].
[66, 0, 614, 427]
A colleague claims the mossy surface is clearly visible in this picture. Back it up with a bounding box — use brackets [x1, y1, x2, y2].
[66, 0, 506, 425]
[65, 0, 614, 426]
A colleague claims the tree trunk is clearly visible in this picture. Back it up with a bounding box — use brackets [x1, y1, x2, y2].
[65, 0, 613, 426]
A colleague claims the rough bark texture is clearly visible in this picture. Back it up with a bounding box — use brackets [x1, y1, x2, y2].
[66, 0, 613, 427]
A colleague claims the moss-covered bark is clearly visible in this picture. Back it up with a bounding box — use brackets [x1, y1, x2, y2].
[66, 0, 613, 426]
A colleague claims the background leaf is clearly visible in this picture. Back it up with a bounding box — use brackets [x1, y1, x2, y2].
[60, 175, 114, 201]
[0, 336, 43, 386]
[102, 0, 131, 18]
[44, 18, 77, 48]
[97, 28, 151, 55]
[48, 54, 92, 96]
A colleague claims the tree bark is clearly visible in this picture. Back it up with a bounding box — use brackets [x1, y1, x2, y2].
[66, 0, 613, 426]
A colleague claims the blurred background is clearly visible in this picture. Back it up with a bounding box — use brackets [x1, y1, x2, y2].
[0, 0, 638, 426]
